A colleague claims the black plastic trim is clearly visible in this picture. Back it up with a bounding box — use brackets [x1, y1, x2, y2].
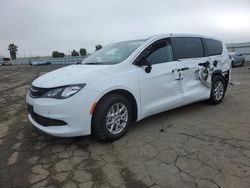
[27, 104, 67, 127]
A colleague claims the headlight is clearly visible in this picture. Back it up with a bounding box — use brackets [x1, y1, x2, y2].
[42, 84, 86, 99]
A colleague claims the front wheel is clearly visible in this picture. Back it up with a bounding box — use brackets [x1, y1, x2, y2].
[92, 94, 132, 141]
[209, 75, 226, 105]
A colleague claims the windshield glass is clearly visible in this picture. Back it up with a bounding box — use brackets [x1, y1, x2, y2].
[82, 40, 145, 65]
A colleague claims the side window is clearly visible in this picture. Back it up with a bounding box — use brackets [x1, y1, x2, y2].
[145, 40, 174, 65]
[172, 37, 204, 59]
[205, 39, 223, 56]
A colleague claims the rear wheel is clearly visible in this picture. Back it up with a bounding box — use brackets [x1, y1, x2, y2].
[92, 94, 132, 141]
[231, 61, 234, 67]
[209, 75, 226, 105]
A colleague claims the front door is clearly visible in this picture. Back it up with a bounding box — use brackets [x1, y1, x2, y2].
[135, 39, 183, 117]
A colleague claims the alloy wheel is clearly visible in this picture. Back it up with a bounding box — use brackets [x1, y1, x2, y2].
[105, 103, 128, 134]
[213, 81, 224, 101]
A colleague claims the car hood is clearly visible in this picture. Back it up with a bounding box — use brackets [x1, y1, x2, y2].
[32, 64, 112, 88]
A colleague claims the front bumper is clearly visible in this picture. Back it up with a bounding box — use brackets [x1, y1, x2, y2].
[27, 103, 67, 126]
[26, 89, 99, 137]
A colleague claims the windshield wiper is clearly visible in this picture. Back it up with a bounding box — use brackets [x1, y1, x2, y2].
[84, 62, 104, 65]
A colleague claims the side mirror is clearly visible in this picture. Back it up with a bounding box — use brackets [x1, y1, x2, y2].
[141, 58, 152, 73]
[135, 57, 152, 73]
[145, 64, 152, 73]
[134, 49, 152, 73]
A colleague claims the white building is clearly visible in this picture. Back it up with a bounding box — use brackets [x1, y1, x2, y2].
[227, 42, 250, 62]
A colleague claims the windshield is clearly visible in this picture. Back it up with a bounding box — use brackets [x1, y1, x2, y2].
[82, 40, 145, 65]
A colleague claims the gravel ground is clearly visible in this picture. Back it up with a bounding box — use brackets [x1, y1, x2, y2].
[0, 64, 250, 188]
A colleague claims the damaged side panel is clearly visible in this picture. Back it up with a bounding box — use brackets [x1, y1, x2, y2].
[176, 58, 211, 103]
[138, 35, 231, 119]
[176, 39, 231, 104]
[200, 42, 231, 88]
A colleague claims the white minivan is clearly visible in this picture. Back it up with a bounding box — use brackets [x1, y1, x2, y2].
[26, 34, 231, 141]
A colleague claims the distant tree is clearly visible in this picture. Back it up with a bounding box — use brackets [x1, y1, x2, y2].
[71, 50, 79, 56]
[95, 44, 102, 51]
[52, 51, 65, 58]
[8, 43, 18, 60]
[79, 48, 87, 56]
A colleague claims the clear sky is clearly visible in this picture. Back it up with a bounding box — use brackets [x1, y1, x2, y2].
[0, 0, 250, 57]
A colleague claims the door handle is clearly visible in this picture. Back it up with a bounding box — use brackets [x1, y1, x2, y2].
[173, 67, 189, 72]
[175, 78, 183, 81]
[180, 67, 189, 71]
[172, 68, 180, 73]
[198, 61, 210, 67]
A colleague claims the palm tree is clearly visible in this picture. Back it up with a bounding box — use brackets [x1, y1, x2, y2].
[8, 43, 18, 60]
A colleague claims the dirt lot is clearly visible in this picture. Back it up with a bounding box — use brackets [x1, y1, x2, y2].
[0, 65, 250, 188]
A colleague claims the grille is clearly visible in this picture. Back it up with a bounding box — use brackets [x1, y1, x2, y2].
[29, 86, 50, 98]
[27, 104, 67, 127]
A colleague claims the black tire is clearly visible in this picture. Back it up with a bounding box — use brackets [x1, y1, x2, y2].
[241, 60, 245, 67]
[231, 61, 234, 67]
[92, 94, 132, 141]
[209, 75, 226, 105]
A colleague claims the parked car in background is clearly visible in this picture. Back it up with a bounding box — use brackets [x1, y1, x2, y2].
[26, 34, 231, 141]
[1, 58, 12, 66]
[31, 61, 51, 66]
[229, 52, 245, 67]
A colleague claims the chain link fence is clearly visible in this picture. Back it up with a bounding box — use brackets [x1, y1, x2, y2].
[11, 56, 86, 65]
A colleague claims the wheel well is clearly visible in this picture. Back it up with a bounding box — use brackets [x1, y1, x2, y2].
[212, 70, 229, 86]
[94, 89, 138, 122]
